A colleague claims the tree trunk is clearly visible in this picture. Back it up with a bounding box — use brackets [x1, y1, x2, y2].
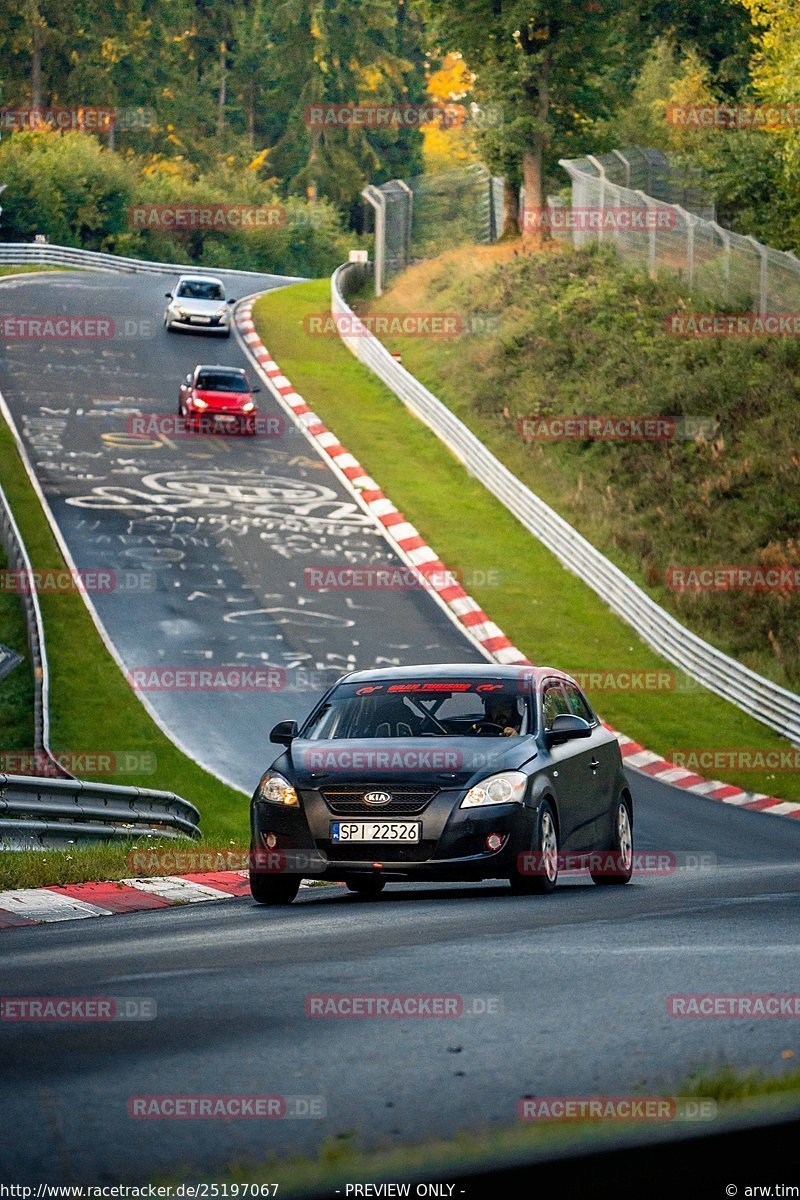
[500, 178, 518, 238]
[521, 47, 551, 248]
[247, 81, 255, 146]
[31, 29, 43, 110]
[217, 40, 227, 135]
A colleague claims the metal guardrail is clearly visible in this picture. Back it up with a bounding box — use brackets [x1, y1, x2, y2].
[0, 242, 291, 279]
[0, 774, 201, 848]
[0, 480, 67, 777]
[0, 404, 202, 847]
[331, 262, 800, 746]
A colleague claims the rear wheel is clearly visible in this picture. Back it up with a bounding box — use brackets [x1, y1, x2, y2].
[346, 878, 386, 899]
[249, 871, 300, 906]
[591, 797, 633, 886]
[509, 800, 558, 895]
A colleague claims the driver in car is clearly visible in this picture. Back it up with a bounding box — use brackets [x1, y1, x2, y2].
[481, 696, 521, 737]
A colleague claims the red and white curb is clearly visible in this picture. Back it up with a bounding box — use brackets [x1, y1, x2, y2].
[236, 299, 799, 825]
[0, 872, 324, 929]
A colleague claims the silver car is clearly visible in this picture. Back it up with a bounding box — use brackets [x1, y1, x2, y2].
[163, 275, 235, 337]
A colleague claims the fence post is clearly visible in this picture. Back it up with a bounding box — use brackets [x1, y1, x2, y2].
[361, 185, 386, 297]
[587, 155, 607, 244]
[708, 221, 731, 300]
[635, 190, 657, 278]
[611, 148, 631, 188]
[674, 205, 695, 290]
[745, 235, 769, 315]
[394, 178, 414, 266]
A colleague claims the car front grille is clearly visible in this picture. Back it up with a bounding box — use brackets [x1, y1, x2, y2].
[321, 785, 439, 815]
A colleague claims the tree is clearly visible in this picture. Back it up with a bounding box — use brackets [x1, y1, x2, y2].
[423, 1, 637, 242]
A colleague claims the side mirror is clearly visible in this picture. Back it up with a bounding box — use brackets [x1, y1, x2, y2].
[165, 292, 173, 299]
[227, 298, 236, 304]
[270, 720, 298, 746]
[185, 374, 192, 385]
[545, 714, 592, 746]
[251, 385, 261, 393]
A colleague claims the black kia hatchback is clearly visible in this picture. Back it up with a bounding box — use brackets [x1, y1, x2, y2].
[249, 664, 633, 904]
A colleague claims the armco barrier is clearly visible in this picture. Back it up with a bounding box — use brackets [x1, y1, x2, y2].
[330, 262, 800, 746]
[0, 480, 67, 778]
[0, 241, 301, 279]
[0, 773, 201, 848]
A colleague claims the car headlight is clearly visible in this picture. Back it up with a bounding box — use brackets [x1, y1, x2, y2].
[191, 396, 208, 410]
[257, 771, 299, 807]
[241, 401, 255, 413]
[215, 307, 227, 319]
[460, 770, 527, 809]
[175, 307, 187, 319]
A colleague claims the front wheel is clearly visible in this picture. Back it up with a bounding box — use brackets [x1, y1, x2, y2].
[509, 800, 559, 895]
[591, 797, 633, 886]
[346, 878, 386, 899]
[249, 871, 300, 905]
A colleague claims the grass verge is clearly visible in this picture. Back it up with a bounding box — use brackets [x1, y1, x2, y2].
[253, 279, 800, 806]
[168, 1066, 800, 1192]
[364, 242, 800, 692]
[0, 415, 250, 890]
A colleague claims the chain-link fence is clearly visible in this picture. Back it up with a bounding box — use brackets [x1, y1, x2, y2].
[558, 147, 800, 315]
[363, 163, 502, 294]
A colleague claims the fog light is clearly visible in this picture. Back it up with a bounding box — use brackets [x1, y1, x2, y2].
[262, 832, 278, 849]
[486, 833, 504, 852]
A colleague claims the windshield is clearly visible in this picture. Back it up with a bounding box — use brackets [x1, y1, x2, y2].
[177, 280, 224, 300]
[195, 370, 248, 392]
[303, 679, 532, 739]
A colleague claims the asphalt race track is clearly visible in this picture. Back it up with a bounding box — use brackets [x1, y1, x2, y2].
[0, 270, 798, 1185]
[0, 775, 799, 1182]
[0, 270, 485, 790]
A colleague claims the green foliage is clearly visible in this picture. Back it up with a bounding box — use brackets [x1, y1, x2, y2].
[0, 130, 356, 274]
[370, 244, 800, 691]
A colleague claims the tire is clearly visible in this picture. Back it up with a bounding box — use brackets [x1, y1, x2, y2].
[509, 800, 559, 895]
[591, 796, 633, 886]
[249, 871, 301, 905]
[346, 878, 386, 899]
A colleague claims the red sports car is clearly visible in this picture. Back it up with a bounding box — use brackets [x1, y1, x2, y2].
[178, 364, 262, 434]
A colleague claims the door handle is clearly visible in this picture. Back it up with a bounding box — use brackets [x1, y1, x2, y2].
[589, 758, 600, 770]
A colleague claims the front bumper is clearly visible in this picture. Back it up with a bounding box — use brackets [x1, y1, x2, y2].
[250, 790, 537, 882]
[167, 314, 230, 333]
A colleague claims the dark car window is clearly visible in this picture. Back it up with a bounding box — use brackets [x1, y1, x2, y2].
[177, 280, 224, 300]
[564, 681, 595, 724]
[303, 679, 533, 739]
[542, 682, 571, 730]
[195, 370, 248, 392]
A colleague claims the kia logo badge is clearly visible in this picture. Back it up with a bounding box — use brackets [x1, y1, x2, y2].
[364, 790, 392, 806]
